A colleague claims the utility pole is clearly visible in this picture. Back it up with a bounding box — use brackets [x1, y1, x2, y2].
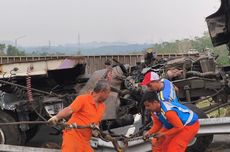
[77, 33, 81, 55]
[48, 40, 51, 49]
[14, 35, 26, 47]
[77, 33, 81, 51]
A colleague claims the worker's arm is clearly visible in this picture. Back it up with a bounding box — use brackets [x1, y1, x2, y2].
[147, 114, 162, 135]
[173, 85, 179, 96]
[48, 96, 84, 124]
[69, 96, 84, 113]
[57, 95, 85, 119]
[160, 80, 175, 102]
[160, 111, 184, 136]
[55, 106, 73, 120]
[95, 104, 106, 126]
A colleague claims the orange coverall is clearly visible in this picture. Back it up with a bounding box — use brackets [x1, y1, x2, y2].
[147, 111, 200, 152]
[62, 94, 105, 152]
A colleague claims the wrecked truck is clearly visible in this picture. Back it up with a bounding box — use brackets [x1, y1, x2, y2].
[0, 1, 229, 152]
[0, 57, 87, 145]
[0, 54, 228, 152]
[0, 56, 139, 147]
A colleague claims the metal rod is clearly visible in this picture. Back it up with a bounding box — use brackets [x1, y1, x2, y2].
[0, 121, 49, 126]
[0, 79, 61, 97]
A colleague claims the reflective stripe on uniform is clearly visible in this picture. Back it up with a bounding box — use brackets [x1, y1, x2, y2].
[169, 82, 175, 101]
[159, 79, 175, 102]
[159, 91, 165, 101]
[176, 106, 194, 126]
[161, 102, 194, 126]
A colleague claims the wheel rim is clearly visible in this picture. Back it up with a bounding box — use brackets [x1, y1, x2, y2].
[0, 128, 5, 144]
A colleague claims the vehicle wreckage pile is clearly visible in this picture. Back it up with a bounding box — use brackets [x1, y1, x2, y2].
[0, 0, 229, 151]
[0, 50, 229, 152]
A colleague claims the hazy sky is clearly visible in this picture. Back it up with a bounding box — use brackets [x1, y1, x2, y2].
[0, 0, 221, 46]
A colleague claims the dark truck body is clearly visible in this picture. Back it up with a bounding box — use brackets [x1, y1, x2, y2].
[206, 0, 230, 47]
[0, 57, 87, 145]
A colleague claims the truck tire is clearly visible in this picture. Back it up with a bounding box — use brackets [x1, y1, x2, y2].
[25, 125, 40, 142]
[185, 103, 213, 152]
[0, 110, 25, 145]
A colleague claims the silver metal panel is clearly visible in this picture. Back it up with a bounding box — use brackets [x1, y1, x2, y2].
[0, 58, 86, 78]
[0, 116, 229, 152]
[92, 117, 230, 152]
[0, 53, 199, 74]
[0, 144, 60, 152]
[199, 117, 230, 134]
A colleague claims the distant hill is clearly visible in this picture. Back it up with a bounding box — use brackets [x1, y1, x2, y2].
[21, 42, 153, 55]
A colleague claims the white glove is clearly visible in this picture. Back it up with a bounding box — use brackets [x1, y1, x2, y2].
[92, 129, 100, 137]
[92, 125, 100, 137]
[143, 132, 150, 141]
[48, 116, 59, 125]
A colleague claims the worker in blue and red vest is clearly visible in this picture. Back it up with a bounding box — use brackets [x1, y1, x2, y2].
[142, 91, 200, 152]
[141, 71, 179, 103]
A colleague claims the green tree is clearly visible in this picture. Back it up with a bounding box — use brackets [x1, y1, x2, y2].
[0, 44, 6, 55]
[145, 31, 230, 65]
[6, 45, 25, 56]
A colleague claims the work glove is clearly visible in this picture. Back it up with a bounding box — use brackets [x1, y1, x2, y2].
[92, 129, 100, 137]
[143, 132, 150, 141]
[92, 125, 100, 137]
[48, 116, 59, 125]
[153, 132, 165, 139]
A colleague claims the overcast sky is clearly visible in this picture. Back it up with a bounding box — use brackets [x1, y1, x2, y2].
[0, 0, 221, 46]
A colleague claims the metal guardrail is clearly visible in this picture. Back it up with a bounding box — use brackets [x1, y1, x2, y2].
[92, 117, 230, 152]
[0, 53, 199, 64]
[0, 53, 199, 74]
[0, 144, 60, 152]
[85, 55, 143, 74]
[199, 117, 230, 134]
[0, 116, 229, 152]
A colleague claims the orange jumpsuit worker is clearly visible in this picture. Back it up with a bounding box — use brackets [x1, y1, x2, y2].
[142, 91, 200, 152]
[48, 79, 111, 152]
